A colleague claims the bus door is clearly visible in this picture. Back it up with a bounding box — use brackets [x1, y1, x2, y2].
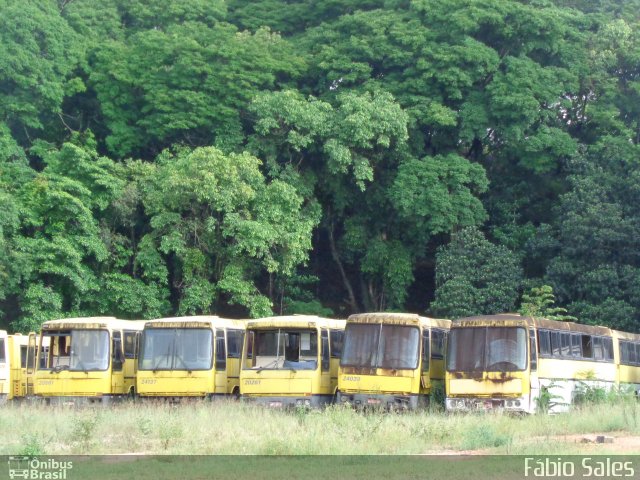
[111, 331, 125, 394]
[214, 329, 227, 394]
[123, 331, 139, 393]
[529, 328, 539, 412]
[320, 329, 330, 391]
[26, 333, 37, 396]
[421, 328, 430, 392]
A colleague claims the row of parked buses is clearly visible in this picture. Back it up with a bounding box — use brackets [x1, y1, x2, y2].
[1, 313, 639, 412]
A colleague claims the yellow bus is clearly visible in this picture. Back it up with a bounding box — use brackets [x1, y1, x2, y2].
[0, 332, 27, 402]
[240, 316, 345, 408]
[612, 329, 640, 395]
[0, 331, 51, 401]
[445, 314, 640, 413]
[34, 317, 145, 404]
[136, 316, 246, 399]
[337, 313, 451, 410]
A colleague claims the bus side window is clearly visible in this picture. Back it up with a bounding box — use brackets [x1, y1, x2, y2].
[226, 330, 242, 358]
[629, 341, 638, 365]
[124, 331, 137, 359]
[216, 330, 226, 371]
[538, 330, 550, 356]
[321, 330, 329, 372]
[112, 331, 124, 371]
[20, 345, 28, 369]
[529, 329, 537, 372]
[602, 337, 613, 362]
[27, 343, 36, 374]
[422, 330, 430, 372]
[560, 333, 571, 357]
[330, 331, 343, 358]
[550, 331, 561, 357]
[246, 331, 254, 361]
[431, 329, 445, 359]
[619, 341, 627, 364]
[581, 335, 593, 359]
[571, 334, 581, 358]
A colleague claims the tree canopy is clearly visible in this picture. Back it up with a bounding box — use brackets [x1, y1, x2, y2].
[1, 0, 639, 332]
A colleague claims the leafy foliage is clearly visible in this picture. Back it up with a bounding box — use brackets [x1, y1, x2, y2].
[519, 285, 576, 321]
[431, 228, 523, 318]
[1, 0, 640, 332]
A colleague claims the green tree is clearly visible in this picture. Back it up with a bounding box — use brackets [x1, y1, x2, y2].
[431, 227, 523, 318]
[249, 89, 488, 312]
[2, 141, 121, 331]
[546, 139, 640, 332]
[141, 146, 319, 317]
[519, 285, 575, 321]
[90, 22, 302, 158]
[0, 0, 81, 139]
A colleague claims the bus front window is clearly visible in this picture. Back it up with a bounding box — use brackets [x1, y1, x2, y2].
[341, 324, 420, 370]
[43, 330, 110, 371]
[247, 330, 318, 370]
[139, 329, 213, 371]
[447, 327, 527, 372]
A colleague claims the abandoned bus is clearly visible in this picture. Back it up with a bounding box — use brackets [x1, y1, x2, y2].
[614, 329, 640, 395]
[0, 332, 51, 401]
[136, 316, 246, 399]
[337, 313, 451, 409]
[445, 314, 636, 413]
[34, 317, 144, 404]
[0, 332, 27, 401]
[240, 316, 345, 408]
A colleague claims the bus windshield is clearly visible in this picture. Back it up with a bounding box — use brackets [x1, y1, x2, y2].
[447, 327, 527, 372]
[139, 328, 213, 371]
[42, 330, 110, 371]
[245, 329, 318, 370]
[341, 324, 420, 370]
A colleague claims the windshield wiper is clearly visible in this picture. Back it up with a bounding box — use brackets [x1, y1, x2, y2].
[153, 342, 173, 372]
[174, 353, 190, 371]
[256, 358, 280, 373]
[51, 364, 70, 373]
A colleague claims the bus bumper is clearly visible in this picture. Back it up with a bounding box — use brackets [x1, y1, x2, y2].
[446, 396, 530, 413]
[35, 395, 125, 406]
[241, 395, 331, 408]
[337, 392, 419, 410]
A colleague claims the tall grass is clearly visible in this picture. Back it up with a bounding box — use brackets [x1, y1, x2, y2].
[0, 398, 638, 455]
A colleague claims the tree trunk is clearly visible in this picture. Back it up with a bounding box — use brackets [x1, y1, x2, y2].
[328, 222, 359, 313]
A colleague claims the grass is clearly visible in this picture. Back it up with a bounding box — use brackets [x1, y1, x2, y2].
[0, 398, 638, 455]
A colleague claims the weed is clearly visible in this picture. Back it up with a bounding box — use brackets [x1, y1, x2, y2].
[71, 412, 101, 453]
[158, 418, 183, 451]
[460, 423, 513, 451]
[18, 433, 45, 457]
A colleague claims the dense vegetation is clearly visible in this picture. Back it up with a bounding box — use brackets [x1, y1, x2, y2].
[1, 0, 639, 332]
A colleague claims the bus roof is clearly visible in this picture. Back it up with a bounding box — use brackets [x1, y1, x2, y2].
[144, 316, 247, 330]
[347, 312, 451, 329]
[453, 314, 613, 336]
[41, 317, 145, 331]
[611, 329, 640, 342]
[246, 315, 345, 330]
